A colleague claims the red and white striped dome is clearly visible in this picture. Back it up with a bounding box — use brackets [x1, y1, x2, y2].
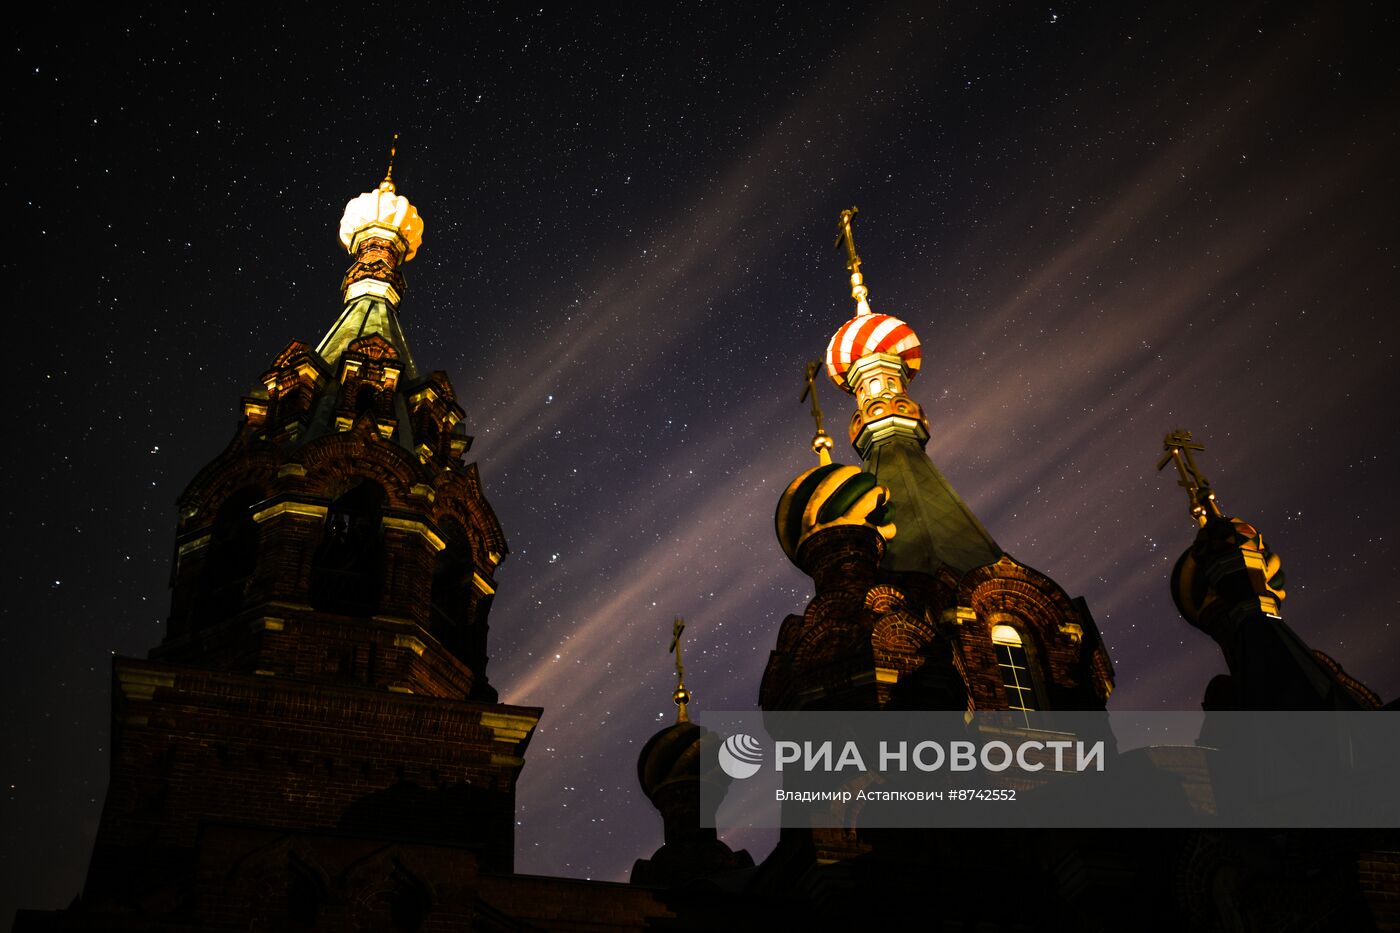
[824, 313, 922, 391]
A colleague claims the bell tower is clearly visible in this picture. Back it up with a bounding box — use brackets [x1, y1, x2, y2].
[72, 149, 541, 929]
[159, 143, 504, 700]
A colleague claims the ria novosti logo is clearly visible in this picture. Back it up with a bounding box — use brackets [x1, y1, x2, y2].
[718, 733, 764, 779]
[715, 730, 1108, 781]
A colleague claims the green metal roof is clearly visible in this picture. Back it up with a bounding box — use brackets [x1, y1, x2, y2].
[315, 295, 420, 380]
[863, 434, 1001, 576]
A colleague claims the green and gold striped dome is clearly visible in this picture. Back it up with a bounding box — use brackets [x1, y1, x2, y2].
[775, 463, 896, 564]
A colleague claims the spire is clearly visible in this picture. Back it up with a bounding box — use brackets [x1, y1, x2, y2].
[380, 132, 399, 193]
[819, 208, 1000, 577]
[800, 361, 835, 465]
[836, 207, 873, 317]
[1154, 432, 1385, 711]
[336, 134, 423, 265]
[669, 617, 691, 723]
[632, 615, 755, 885]
[1158, 429, 1286, 619]
[776, 361, 894, 569]
[318, 137, 425, 377]
[823, 208, 921, 399]
[1157, 429, 1225, 527]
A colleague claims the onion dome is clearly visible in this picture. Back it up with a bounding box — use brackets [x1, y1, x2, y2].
[339, 183, 424, 262]
[775, 462, 895, 564]
[320, 138, 424, 371]
[1159, 431, 1287, 624]
[824, 312, 922, 392]
[338, 137, 423, 263]
[1172, 516, 1287, 626]
[631, 718, 754, 886]
[637, 721, 706, 803]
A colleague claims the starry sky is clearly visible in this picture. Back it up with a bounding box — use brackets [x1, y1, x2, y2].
[6, 1, 1399, 918]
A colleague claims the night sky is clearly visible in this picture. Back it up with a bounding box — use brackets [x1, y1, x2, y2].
[7, 2, 1399, 918]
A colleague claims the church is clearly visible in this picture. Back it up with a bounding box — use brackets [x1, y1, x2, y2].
[13, 156, 1399, 931]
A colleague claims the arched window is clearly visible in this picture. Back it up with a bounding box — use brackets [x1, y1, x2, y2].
[194, 486, 264, 628]
[991, 623, 1038, 713]
[355, 384, 378, 416]
[310, 481, 386, 617]
[430, 521, 476, 655]
[286, 853, 324, 929]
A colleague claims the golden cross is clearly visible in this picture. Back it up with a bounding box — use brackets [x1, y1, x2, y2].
[1157, 429, 1222, 524]
[800, 361, 825, 434]
[835, 206, 863, 276]
[669, 617, 690, 722]
[800, 361, 834, 464]
[835, 207, 871, 313]
[669, 616, 685, 661]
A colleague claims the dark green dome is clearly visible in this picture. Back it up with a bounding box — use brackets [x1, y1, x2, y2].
[636, 721, 704, 802]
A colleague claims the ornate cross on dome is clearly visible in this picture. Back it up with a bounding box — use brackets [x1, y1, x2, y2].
[836, 207, 862, 275]
[669, 617, 691, 722]
[800, 361, 834, 464]
[835, 207, 872, 315]
[1157, 429, 1224, 525]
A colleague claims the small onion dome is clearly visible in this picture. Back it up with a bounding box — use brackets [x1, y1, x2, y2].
[1171, 516, 1287, 625]
[339, 182, 425, 262]
[824, 312, 922, 392]
[637, 721, 708, 803]
[775, 462, 896, 564]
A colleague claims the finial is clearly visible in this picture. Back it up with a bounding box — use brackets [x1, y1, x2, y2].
[835, 207, 872, 316]
[379, 133, 399, 193]
[669, 617, 691, 723]
[800, 361, 834, 464]
[1157, 429, 1224, 526]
